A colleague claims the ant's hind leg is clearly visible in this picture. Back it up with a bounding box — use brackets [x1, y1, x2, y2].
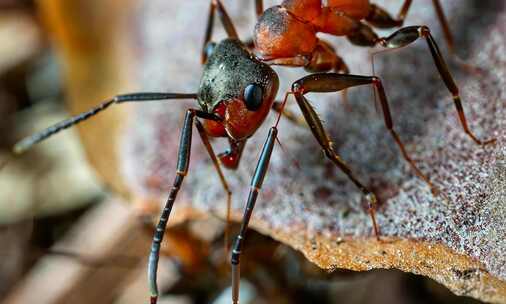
[202, 0, 239, 63]
[292, 73, 439, 195]
[231, 127, 277, 304]
[148, 109, 222, 304]
[291, 75, 382, 238]
[194, 119, 233, 254]
[378, 26, 496, 146]
[367, 0, 454, 52]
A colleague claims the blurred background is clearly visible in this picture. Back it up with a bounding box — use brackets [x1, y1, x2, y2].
[0, 0, 500, 303]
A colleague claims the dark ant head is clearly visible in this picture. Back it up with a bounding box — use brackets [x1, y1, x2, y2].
[198, 39, 279, 140]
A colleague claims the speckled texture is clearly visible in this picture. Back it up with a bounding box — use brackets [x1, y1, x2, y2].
[198, 38, 278, 112]
[120, 1, 505, 302]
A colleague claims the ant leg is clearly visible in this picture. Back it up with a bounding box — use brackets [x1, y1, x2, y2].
[234, 0, 264, 50]
[372, 77, 439, 194]
[396, 0, 413, 24]
[377, 26, 496, 145]
[231, 127, 277, 304]
[430, 0, 455, 53]
[194, 119, 233, 253]
[271, 101, 306, 127]
[293, 73, 439, 194]
[291, 74, 381, 238]
[305, 40, 349, 74]
[255, 0, 263, 18]
[366, 0, 412, 28]
[12, 92, 198, 155]
[308, 40, 351, 109]
[202, 0, 239, 63]
[148, 109, 221, 304]
[367, 0, 454, 52]
[263, 55, 309, 67]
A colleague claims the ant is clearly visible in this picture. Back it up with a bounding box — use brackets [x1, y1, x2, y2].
[245, 0, 456, 71]
[9, 1, 495, 303]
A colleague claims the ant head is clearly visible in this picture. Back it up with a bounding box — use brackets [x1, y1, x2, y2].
[198, 39, 279, 140]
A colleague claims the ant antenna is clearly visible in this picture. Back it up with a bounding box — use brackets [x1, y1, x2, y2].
[12, 93, 197, 155]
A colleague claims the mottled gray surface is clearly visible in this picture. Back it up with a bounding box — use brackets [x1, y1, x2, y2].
[121, 0, 505, 287]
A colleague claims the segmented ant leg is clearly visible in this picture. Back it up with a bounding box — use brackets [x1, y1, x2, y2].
[194, 119, 233, 254]
[371, 78, 440, 195]
[148, 109, 221, 304]
[377, 26, 496, 146]
[304, 40, 352, 110]
[293, 73, 438, 194]
[366, 0, 416, 28]
[291, 74, 381, 238]
[430, 0, 455, 53]
[367, 0, 454, 52]
[396, 0, 413, 24]
[231, 127, 277, 304]
[255, 0, 263, 18]
[263, 55, 309, 67]
[271, 101, 306, 127]
[202, 0, 239, 63]
[12, 93, 197, 155]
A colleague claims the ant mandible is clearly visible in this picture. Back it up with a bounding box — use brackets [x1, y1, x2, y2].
[10, 1, 495, 304]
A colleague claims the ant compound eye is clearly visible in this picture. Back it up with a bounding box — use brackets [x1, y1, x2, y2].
[243, 83, 263, 111]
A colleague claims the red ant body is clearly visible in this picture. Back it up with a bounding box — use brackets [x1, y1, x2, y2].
[10, 1, 495, 303]
[251, 0, 454, 73]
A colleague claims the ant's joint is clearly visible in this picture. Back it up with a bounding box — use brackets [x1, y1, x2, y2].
[377, 38, 387, 47]
[365, 193, 377, 207]
[176, 170, 187, 176]
[418, 26, 430, 37]
[371, 76, 381, 84]
[292, 82, 303, 93]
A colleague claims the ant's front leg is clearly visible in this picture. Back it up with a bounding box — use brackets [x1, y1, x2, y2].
[148, 109, 221, 304]
[255, 0, 263, 18]
[231, 127, 277, 304]
[377, 26, 496, 146]
[194, 120, 233, 254]
[202, 0, 239, 63]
